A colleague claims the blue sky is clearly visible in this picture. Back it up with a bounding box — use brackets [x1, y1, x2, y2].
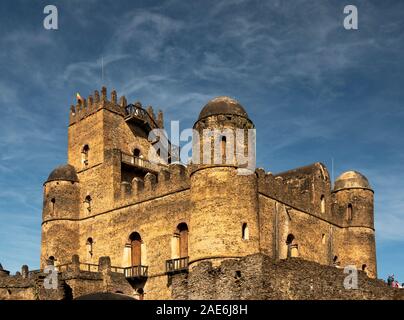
[0, 0, 403, 282]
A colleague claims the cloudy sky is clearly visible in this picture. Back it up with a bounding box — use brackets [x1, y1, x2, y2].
[0, 0, 403, 282]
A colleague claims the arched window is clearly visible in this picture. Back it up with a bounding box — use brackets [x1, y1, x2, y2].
[47, 256, 55, 266]
[333, 255, 340, 266]
[177, 223, 189, 258]
[129, 232, 142, 267]
[133, 148, 141, 157]
[362, 264, 367, 271]
[86, 237, 93, 258]
[242, 223, 249, 240]
[84, 195, 92, 214]
[82, 145, 90, 167]
[50, 198, 56, 215]
[221, 136, 227, 159]
[321, 233, 326, 245]
[286, 234, 298, 258]
[320, 195, 325, 214]
[347, 204, 353, 221]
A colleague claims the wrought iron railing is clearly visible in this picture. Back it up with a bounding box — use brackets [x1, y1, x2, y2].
[124, 104, 159, 130]
[166, 257, 189, 274]
[123, 265, 148, 278]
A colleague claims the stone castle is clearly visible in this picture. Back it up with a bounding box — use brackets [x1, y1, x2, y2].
[3, 87, 401, 300]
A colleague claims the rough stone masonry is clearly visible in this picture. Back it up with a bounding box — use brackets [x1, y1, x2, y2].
[1, 88, 400, 300]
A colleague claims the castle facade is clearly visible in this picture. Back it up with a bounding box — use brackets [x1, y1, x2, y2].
[40, 87, 377, 299]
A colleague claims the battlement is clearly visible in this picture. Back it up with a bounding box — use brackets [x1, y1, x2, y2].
[256, 163, 332, 218]
[69, 87, 164, 129]
[118, 162, 190, 206]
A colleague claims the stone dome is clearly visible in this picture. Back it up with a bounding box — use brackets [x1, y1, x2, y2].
[334, 171, 371, 191]
[46, 164, 79, 183]
[198, 96, 249, 120]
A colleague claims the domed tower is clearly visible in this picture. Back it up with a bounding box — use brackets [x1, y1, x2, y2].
[332, 171, 377, 278]
[40, 164, 80, 268]
[189, 97, 259, 267]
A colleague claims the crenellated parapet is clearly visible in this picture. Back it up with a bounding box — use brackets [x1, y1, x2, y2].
[69, 87, 165, 129]
[257, 163, 333, 219]
[116, 163, 190, 207]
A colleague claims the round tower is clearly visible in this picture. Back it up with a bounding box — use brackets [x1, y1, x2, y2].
[189, 97, 259, 267]
[332, 171, 377, 278]
[41, 164, 80, 268]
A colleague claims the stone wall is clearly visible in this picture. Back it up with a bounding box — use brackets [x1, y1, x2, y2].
[0, 257, 134, 300]
[171, 253, 404, 300]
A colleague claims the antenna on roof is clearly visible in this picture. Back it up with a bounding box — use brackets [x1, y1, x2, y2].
[101, 56, 104, 84]
[331, 157, 334, 184]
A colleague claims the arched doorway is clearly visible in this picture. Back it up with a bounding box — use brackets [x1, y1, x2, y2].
[129, 232, 142, 267]
[286, 234, 298, 258]
[177, 223, 189, 258]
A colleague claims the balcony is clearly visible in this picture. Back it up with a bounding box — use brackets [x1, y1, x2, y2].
[124, 103, 159, 133]
[121, 152, 165, 174]
[56, 262, 148, 280]
[166, 257, 189, 274]
[123, 265, 148, 279]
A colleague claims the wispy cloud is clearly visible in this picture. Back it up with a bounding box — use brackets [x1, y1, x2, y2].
[0, 0, 404, 278]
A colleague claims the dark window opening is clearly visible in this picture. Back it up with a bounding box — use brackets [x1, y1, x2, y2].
[50, 198, 56, 214]
[86, 237, 93, 257]
[286, 234, 295, 245]
[47, 256, 55, 265]
[242, 223, 249, 240]
[347, 204, 353, 221]
[286, 234, 298, 258]
[221, 136, 226, 159]
[133, 148, 141, 157]
[82, 145, 90, 167]
[84, 195, 92, 214]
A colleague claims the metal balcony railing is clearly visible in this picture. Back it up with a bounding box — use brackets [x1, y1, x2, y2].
[124, 104, 159, 131]
[123, 265, 148, 279]
[166, 257, 189, 274]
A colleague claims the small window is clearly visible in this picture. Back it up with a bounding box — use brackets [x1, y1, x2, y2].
[347, 204, 353, 221]
[86, 237, 93, 257]
[242, 223, 249, 240]
[286, 234, 295, 245]
[82, 145, 90, 167]
[221, 136, 227, 159]
[322, 234, 326, 245]
[50, 198, 56, 214]
[47, 256, 55, 265]
[320, 195, 325, 214]
[84, 195, 92, 213]
[362, 264, 367, 271]
[133, 148, 141, 157]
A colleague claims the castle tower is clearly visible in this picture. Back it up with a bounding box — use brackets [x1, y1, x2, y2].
[68, 87, 165, 214]
[189, 97, 259, 267]
[40, 164, 80, 268]
[332, 171, 377, 278]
